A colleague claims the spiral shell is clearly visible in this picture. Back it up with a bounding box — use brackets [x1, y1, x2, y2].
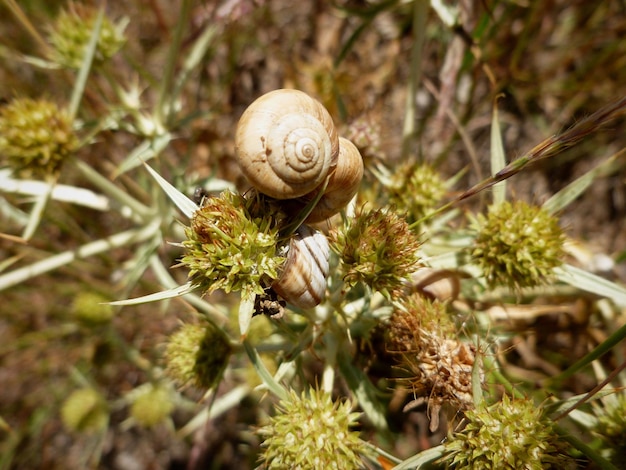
[271, 224, 330, 309]
[235, 89, 339, 199]
[305, 137, 364, 223]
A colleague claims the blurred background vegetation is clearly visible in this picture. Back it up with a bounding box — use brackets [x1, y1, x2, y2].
[1, 0, 625, 468]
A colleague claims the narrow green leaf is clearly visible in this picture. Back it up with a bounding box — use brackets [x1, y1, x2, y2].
[555, 264, 626, 307]
[20, 177, 54, 240]
[68, 6, 103, 121]
[543, 149, 624, 215]
[243, 339, 288, 401]
[337, 349, 388, 431]
[143, 162, 198, 219]
[108, 281, 195, 306]
[490, 97, 506, 204]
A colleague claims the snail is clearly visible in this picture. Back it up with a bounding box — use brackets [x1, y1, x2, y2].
[300, 136, 363, 223]
[235, 89, 339, 200]
[235, 89, 364, 222]
[271, 224, 330, 309]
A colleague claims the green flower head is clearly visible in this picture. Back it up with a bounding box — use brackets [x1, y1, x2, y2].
[257, 388, 366, 469]
[0, 98, 77, 178]
[470, 201, 565, 291]
[390, 163, 447, 224]
[443, 395, 575, 469]
[130, 384, 174, 428]
[48, 4, 126, 69]
[330, 207, 422, 297]
[180, 191, 285, 298]
[60, 387, 108, 434]
[164, 322, 232, 390]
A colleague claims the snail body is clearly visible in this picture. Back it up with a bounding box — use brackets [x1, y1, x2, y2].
[235, 89, 339, 200]
[271, 224, 329, 309]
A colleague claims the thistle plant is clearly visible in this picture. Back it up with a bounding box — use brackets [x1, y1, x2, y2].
[469, 201, 566, 291]
[330, 207, 422, 297]
[0, 98, 77, 178]
[389, 163, 448, 224]
[129, 384, 175, 428]
[179, 191, 286, 300]
[387, 294, 479, 432]
[60, 388, 109, 434]
[442, 394, 575, 469]
[164, 322, 233, 390]
[257, 388, 366, 469]
[47, 4, 126, 69]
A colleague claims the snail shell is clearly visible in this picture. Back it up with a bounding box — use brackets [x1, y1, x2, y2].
[271, 224, 330, 309]
[304, 137, 364, 223]
[235, 89, 339, 199]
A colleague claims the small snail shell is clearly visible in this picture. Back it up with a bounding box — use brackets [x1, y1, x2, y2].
[271, 224, 330, 309]
[304, 137, 364, 223]
[235, 89, 339, 199]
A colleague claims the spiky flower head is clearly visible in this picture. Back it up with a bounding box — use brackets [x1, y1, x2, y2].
[60, 387, 108, 434]
[257, 388, 366, 469]
[0, 98, 77, 178]
[387, 294, 478, 432]
[470, 201, 565, 291]
[48, 3, 126, 69]
[164, 322, 232, 390]
[593, 393, 626, 460]
[180, 191, 285, 300]
[330, 207, 422, 297]
[389, 163, 447, 224]
[130, 384, 174, 428]
[443, 394, 575, 469]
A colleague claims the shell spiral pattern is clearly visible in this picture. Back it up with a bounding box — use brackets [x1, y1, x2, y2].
[235, 89, 339, 199]
[271, 224, 330, 309]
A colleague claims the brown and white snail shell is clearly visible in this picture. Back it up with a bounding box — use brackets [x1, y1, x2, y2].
[302, 137, 364, 223]
[235, 89, 339, 200]
[235, 89, 364, 222]
[271, 224, 330, 309]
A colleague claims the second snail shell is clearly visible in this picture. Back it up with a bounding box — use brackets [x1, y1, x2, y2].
[271, 224, 330, 309]
[235, 89, 339, 200]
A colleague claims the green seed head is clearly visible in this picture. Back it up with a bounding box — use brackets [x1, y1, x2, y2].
[180, 191, 285, 299]
[0, 98, 77, 178]
[48, 4, 126, 69]
[330, 207, 422, 298]
[390, 163, 447, 224]
[593, 393, 626, 459]
[164, 322, 232, 390]
[71, 291, 114, 325]
[130, 385, 174, 428]
[257, 388, 366, 469]
[470, 201, 565, 291]
[443, 394, 575, 469]
[60, 388, 108, 434]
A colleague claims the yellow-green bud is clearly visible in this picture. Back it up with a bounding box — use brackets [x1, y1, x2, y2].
[330, 207, 422, 297]
[257, 388, 366, 469]
[164, 322, 232, 390]
[71, 292, 113, 325]
[47, 4, 126, 69]
[60, 388, 108, 434]
[443, 394, 575, 469]
[470, 201, 565, 291]
[130, 385, 174, 428]
[389, 163, 447, 224]
[0, 98, 77, 178]
[180, 191, 285, 298]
